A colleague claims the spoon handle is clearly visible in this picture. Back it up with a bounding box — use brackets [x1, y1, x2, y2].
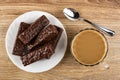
[82, 18, 115, 36]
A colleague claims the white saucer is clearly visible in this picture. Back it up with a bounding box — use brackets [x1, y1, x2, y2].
[5, 11, 67, 73]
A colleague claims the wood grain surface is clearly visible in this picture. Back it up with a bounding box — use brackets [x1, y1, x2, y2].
[0, 0, 120, 80]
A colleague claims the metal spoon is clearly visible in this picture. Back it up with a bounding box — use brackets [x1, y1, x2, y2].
[63, 8, 115, 36]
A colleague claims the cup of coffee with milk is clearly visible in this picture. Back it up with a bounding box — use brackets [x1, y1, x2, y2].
[63, 8, 115, 67]
[71, 28, 108, 66]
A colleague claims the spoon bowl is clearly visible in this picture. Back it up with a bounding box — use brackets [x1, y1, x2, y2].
[63, 8, 80, 21]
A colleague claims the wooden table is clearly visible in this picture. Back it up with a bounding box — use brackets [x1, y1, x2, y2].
[0, 0, 120, 80]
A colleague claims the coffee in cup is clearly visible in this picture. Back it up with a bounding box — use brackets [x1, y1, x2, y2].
[71, 28, 108, 66]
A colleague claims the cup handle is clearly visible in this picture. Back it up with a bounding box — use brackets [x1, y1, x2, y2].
[99, 62, 110, 69]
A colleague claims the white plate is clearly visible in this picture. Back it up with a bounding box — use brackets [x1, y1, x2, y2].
[5, 11, 67, 73]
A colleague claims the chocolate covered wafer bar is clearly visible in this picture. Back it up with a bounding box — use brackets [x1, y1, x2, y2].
[21, 25, 63, 66]
[12, 22, 30, 56]
[45, 26, 63, 58]
[27, 25, 58, 50]
[51, 25, 63, 49]
[18, 15, 49, 44]
[21, 44, 54, 66]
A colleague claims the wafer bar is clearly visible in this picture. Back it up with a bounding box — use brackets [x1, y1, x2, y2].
[18, 15, 49, 44]
[51, 25, 63, 49]
[21, 44, 54, 66]
[44, 26, 63, 58]
[27, 25, 58, 50]
[12, 22, 30, 56]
